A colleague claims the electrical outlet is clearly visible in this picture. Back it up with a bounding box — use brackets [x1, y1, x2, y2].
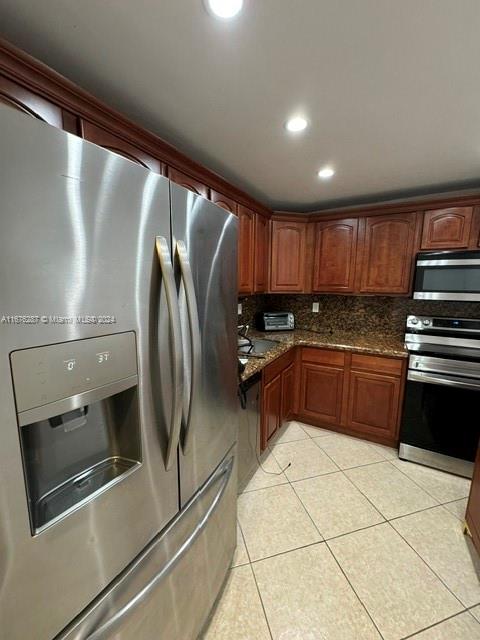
[312, 302, 319, 313]
[238, 302, 242, 315]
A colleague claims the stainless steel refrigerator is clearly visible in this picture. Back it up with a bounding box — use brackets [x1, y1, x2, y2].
[0, 105, 238, 640]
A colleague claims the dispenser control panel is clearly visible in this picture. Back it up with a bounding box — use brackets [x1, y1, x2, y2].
[10, 332, 137, 413]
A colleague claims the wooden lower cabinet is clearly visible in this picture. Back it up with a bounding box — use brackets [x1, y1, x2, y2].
[281, 362, 295, 423]
[466, 444, 480, 553]
[297, 348, 405, 446]
[346, 370, 401, 440]
[262, 374, 282, 448]
[259, 346, 405, 451]
[299, 362, 344, 426]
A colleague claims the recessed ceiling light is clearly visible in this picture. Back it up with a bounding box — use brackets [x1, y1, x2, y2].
[285, 116, 308, 133]
[204, 0, 244, 19]
[318, 167, 335, 179]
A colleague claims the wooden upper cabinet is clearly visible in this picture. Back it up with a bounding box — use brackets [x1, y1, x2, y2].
[237, 205, 255, 294]
[168, 167, 209, 198]
[82, 121, 163, 173]
[421, 207, 473, 250]
[313, 218, 358, 293]
[270, 220, 307, 292]
[254, 214, 269, 293]
[357, 213, 419, 294]
[0, 75, 63, 128]
[210, 190, 237, 215]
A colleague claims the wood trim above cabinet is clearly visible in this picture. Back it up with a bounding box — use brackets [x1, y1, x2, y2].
[0, 74, 63, 127]
[0, 36, 271, 218]
[210, 190, 237, 215]
[420, 207, 473, 250]
[168, 167, 209, 198]
[82, 120, 164, 174]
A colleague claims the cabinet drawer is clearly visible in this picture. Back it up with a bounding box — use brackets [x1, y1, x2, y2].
[350, 353, 403, 377]
[263, 349, 295, 384]
[301, 347, 345, 367]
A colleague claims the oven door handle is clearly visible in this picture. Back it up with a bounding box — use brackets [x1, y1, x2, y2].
[408, 370, 480, 391]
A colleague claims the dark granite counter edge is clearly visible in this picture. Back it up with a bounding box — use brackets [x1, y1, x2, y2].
[240, 331, 407, 382]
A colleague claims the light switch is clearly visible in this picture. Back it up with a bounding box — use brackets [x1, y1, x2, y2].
[238, 302, 242, 315]
[312, 302, 319, 313]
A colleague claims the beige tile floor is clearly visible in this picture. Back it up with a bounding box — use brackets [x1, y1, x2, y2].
[202, 421, 480, 640]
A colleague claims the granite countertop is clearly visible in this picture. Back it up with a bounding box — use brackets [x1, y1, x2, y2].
[239, 329, 407, 381]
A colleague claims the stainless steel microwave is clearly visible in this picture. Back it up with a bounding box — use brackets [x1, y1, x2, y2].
[413, 250, 480, 301]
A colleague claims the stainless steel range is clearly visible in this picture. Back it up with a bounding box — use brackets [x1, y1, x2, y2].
[0, 105, 238, 640]
[399, 315, 480, 478]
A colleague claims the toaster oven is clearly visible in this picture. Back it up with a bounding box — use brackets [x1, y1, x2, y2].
[255, 312, 295, 332]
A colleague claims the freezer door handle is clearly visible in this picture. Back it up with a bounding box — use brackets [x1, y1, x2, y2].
[83, 454, 234, 640]
[176, 240, 202, 453]
[156, 236, 184, 470]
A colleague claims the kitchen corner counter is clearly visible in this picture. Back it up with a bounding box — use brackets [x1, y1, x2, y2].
[240, 330, 407, 381]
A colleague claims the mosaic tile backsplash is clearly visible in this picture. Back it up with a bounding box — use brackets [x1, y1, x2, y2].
[239, 294, 480, 339]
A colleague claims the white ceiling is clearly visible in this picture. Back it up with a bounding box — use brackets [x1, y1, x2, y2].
[1, 0, 480, 210]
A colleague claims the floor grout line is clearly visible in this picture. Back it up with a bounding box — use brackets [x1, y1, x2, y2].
[248, 563, 275, 640]
[385, 519, 466, 609]
[230, 421, 476, 639]
[324, 538, 386, 640]
[249, 539, 326, 565]
[386, 458, 471, 506]
[399, 608, 470, 639]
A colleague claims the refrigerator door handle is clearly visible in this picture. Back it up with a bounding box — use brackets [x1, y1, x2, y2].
[83, 454, 234, 640]
[156, 236, 184, 470]
[176, 240, 202, 453]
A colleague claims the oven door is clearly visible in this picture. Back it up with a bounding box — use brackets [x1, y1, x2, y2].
[401, 366, 480, 473]
[413, 253, 480, 301]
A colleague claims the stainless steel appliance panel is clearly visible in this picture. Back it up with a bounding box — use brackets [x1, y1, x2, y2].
[413, 250, 480, 301]
[171, 184, 238, 505]
[400, 314, 480, 477]
[57, 449, 237, 640]
[0, 107, 179, 640]
[11, 332, 138, 412]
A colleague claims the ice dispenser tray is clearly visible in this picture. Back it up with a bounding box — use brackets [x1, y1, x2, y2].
[10, 332, 141, 534]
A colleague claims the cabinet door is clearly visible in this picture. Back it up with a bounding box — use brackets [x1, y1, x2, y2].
[167, 167, 209, 197]
[262, 374, 282, 449]
[0, 75, 63, 128]
[82, 121, 163, 173]
[421, 207, 473, 249]
[270, 221, 307, 292]
[238, 205, 255, 294]
[281, 362, 295, 424]
[299, 362, 344, 426]
[346, 370, 401, 440]
[357, 213, 418, 294]
[466, 444, 480, 553]
[210, 190, 237, 215]
[254, 214, 269, 293]
[313, 218, 358, 292]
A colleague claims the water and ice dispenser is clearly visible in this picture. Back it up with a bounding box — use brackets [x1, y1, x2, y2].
[10, 332, 141, 534]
